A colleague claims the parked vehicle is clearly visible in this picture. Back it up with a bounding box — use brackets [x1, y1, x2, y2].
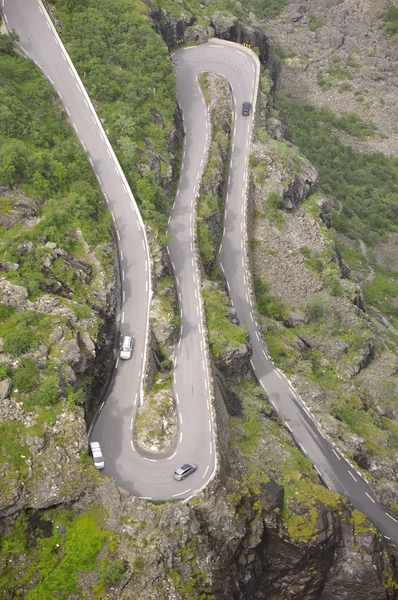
[89, 441, 105, 470]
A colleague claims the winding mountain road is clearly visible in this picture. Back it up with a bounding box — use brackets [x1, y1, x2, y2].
[3, 2, 398, 541]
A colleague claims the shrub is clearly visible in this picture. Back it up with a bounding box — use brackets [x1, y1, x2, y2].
[28, 374, 60, 407]
[254, 278, 287, 320]
[261, 70, 271, 94]
[384, 2, 398, 35]
[3, 330, 38, 356]
[266, 192, 285, 227]
[102, 559, 126, 586]
[308, 293, 329, 322]
[12, 359, 39, 393]
[0, 364, 9, 381]
[308, 13, 326, 32]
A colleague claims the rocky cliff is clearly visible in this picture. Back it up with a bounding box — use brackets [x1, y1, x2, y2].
[1, 1, 398, 598]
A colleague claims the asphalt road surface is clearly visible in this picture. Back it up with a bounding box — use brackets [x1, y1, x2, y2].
[4, 2, 398, 539]
[175, 42, 398, 543]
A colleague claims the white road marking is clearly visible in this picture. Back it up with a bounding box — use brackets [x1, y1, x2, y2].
[121, 311, 125, 323]
[134, 393, 138, 406]
[120, 249, 123, 260]
[271, 400, 277, 410]
[62, 53, 66, 61]
[315, 466, 322, 477]
[65, 106, 70, 116]
[130, 440, 135, 451]
[115, 358, 119, 369]
[203, 465, 210, 479]
[172, 489, 191, 498]
[284, 422, 292, 433]
[332, 449, 341, 460]
[168, 451, 177, 460]
[299, 443, 307, 455]
[175, 393, 179, 405]
[20, 46, 27, 55]
[100, 401, 105, 411]
[179, 432, 183, 443]
[97, 175, 102, 185]
[48, 76, 54, 85]
[81, 141, 86, 151]
[208, 420, 211, 431]
[122, 270, 125, 281]
[365, 492, 375, 504]
[179, 413, 183, 424]
[143, 457, 157, 462]
[348, 470, 357, 482]
[130, 418, 134, 431]
[123, 290, 125, 302]
[386, 513, 398, 523]
[209, 442, 213, 455]
[139, 496, 152, 500]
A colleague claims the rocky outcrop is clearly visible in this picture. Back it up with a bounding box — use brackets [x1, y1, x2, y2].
[147, 2, 272, 65]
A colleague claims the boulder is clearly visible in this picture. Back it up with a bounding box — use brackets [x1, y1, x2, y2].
[0, 378, 12, 401]
[0, 278, 28, 308]
[315, 26, 345, 49]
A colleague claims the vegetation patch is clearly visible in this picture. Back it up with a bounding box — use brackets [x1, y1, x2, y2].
[254, 278, 287, 320]
[0, 507, 111, 599]
[202, 283, 247, 360]
[51, 0, 177, 239]
[384, 2, 398, 35]
[279, 93, 395, 245]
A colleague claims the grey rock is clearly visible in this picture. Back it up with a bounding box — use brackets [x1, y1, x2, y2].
[0, 262, 19, 271]
[17, 241, 34, 254]
[0, 378, 12, 401]
[315, 26, 345, 49]
[0, 278, 28, 308]
[281, 160, 319, 211]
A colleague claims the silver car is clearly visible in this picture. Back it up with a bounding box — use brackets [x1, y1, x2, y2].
[120, 335, 133, 360]
[173, 463, 197, 481]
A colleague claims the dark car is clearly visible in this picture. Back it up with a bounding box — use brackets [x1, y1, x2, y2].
[242, 101, 251, 116]
[173, 463, 197, 481]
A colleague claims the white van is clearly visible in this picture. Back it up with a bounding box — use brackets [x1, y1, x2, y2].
[89, 441, 105, 470]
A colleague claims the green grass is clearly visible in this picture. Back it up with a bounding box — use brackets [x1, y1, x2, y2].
[203, 285, 247, 359]
[364, 271, 398, 323]
[0, 508, 111, 599]
[282, 479, 341, 541]
[254, 278, 287, 320]
[351, 509, 376, 534]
